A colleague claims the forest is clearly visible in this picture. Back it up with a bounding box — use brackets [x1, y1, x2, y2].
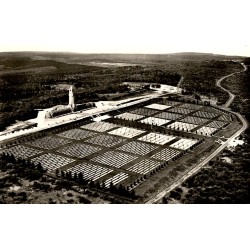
[0, 55, 242, 131]
[176, 60, 242, 104]
[0, 56, 180, 131]
[163, 58, 250, 204]
[165, 136, 250, 204]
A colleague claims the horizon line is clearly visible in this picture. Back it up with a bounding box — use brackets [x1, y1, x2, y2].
[0, 50, 247, 58]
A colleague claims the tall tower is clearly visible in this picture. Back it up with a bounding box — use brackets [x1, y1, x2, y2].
[68, 85, 75, 110]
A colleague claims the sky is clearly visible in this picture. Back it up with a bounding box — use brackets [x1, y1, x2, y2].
[0, 0, 249, 56]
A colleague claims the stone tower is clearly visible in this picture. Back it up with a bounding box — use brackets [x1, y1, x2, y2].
[68, 85, 75, 110]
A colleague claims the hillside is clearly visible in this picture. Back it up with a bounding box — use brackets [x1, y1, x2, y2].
[0, 51, 245, 65]
[0, 52, 245, 131]
[0, 54, 181, 131]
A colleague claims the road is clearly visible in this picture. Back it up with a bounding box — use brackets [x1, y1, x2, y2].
[0, 92, 164, 143]
[145, 62, 248, 204]
[216, 62, 247, 108]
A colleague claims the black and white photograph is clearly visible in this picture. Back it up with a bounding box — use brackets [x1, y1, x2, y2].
[0, 0, 249, 249]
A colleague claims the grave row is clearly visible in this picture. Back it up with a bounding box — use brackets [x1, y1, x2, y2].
[85, 134, 126, 147]
[145, 103, 171, 110]
[195, 126, 218, 136]
[207, 120, 228, 129]
[138, 132, 176, 145]
[168, 107, 193, 115]
[154, 112, 183, 120]
[58, 128, 97, 140]
[117, 141, 158, 155]
[31, 153, 74, 172]
[178, 103, 201, 110]
[139, 117, 171, 126]
[26, 136, 71, 150]
[66, 162, 113, 182]
[108, 127, 145, 138]
[166, 121, 197, 132]
[170, 138, 198, 150]
[151, 148, 180, 162]
[130, 108, 158, 116]
[57, 143, 102, 158]
[193, 110, 218, 119]
[81, 121, 119, 132]
[127, 159, 160, 175]
[104, 173, 129, 188]
[180, 116, 209, 125]
[1, 145, 43, 159]
[115, 112, 144, 121]
[91, 150, 137, 168]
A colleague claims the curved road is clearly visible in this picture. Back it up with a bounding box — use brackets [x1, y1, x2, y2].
[216, 62, 247, 108]
[145, 62, 248, 204]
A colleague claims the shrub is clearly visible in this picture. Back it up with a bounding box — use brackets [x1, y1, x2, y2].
[78, 196, 91, 204]
[169, 190, 181, 200]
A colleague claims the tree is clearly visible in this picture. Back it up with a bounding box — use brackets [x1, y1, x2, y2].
[73, 173, 78, 181]
[61, 170, 65, 178]
[78, 172, 83, 184]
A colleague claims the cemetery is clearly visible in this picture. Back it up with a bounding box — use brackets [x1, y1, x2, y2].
[0, 96, 237, 196]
